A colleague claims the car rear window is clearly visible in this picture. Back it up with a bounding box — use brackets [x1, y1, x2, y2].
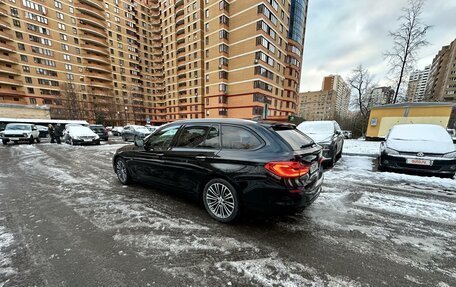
[275, 128, 314, 150]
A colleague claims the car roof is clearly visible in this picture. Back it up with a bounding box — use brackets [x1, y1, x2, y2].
[169, 118, 294, 129]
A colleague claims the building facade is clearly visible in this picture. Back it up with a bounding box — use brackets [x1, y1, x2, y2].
[298, 74, 350, 120]
[297, 89, 334, 120]
[425, 38, 456, 103]
[369, 86, 394, 107]
[0, 0, 308, 124]
[406, 65, 430, 102]
[322, 75, 350, 117]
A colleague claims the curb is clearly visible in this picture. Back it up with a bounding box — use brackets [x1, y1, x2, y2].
[342, 152, 378, 158]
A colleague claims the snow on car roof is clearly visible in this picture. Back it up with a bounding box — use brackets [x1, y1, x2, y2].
[389, 124, 452, 142]
[297, 121, 334, 134]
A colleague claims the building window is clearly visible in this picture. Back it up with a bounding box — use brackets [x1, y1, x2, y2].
[20, 55, 28, 62]
[56, 12, 64, 20]
[25, 77, 32, 83]
[18, 43, 25, 50]
[219, 44, 229, 53]
[22, 65, 30, 72]
[219, 30, 229, 40]
[219, 83, 227, 92]
[219, 15, 229, 25]
[54, 1, 62, 9]
[12, 19, 20, 27]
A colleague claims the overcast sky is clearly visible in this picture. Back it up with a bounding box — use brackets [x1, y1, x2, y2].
[299, 0, 456, 92]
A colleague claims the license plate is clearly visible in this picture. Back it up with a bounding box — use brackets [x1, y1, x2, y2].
[10, 138, 19, 141]
[406, 158, 432, 166]
[310, 161, 319, 173]
[83, 139, 92, 142]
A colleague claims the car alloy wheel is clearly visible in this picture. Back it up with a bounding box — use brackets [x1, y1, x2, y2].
[115, 158, 131, 185]
[203, 179, 240, 223]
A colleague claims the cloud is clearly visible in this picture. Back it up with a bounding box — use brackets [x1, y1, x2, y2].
[299, 0, 456, 92]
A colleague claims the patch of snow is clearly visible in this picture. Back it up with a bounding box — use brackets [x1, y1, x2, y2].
[216, 258, 362, 287]
[0, 225, 16, 286]
[343, 139, 380, 156]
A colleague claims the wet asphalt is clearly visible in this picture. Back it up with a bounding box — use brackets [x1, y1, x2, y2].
[0, 138, 455, 287]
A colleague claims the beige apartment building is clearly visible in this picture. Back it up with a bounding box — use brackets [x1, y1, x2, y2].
[298, 75, 350, 120]
[0, 0, 308, 124]
[406, 65, 430, 102]
[425, 38, 456, 103]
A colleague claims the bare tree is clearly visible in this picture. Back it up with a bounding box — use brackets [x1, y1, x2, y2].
[348, 65, 375, 120]
[62, 80, 83, 120]
[385, 0, 431, 103]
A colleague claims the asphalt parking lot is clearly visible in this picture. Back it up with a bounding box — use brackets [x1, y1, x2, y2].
[1, 139, 455, 286]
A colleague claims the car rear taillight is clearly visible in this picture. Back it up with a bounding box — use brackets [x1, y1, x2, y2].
[264, 161, 310, 178]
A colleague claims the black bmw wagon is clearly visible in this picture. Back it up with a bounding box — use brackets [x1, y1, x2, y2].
[113, 119, 324, 223]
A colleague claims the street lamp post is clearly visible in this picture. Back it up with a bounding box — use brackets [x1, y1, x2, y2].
[124, 106, 128, 125]
[116, 111, 120, 126]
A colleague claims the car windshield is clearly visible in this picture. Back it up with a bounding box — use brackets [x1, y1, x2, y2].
[6, 124, 31, 131]
[274, 128, 314, 150]
[389, 124, 452, 142]
[298, 121, 334, 134]
[91, 127, 104, 132]
[136, 127, 149, 133]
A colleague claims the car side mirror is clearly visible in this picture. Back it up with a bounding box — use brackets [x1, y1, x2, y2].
[134, 139, 144, 147]
[32, 127, 37, 131]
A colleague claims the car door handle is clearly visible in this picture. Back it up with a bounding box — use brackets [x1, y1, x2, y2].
[195, 155, 206, 160]
[156, 153, 164, 157]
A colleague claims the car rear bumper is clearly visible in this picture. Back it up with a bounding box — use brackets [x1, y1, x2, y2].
[241, 173, 324, 214]
[379, 154, 456, 175]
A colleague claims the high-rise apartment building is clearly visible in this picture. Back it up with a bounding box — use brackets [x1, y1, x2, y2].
[298, 89, 335, 120]
[0, 0, 162, 124]
[322, 75, 350, 117]
[425, 38, 456, 103]
[0, 0, 308, 124]
[298, 74, 350, 120]
[369, 86, 394, 107]
[406, 65, 430, 102]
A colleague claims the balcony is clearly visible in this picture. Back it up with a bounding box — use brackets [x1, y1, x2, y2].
[86, 72, 111, 81]
[87, 81, 113, 89]
[83, 52, 109, 63]
[80, 33, 108, 47]
[0, 30, 13, 41]
[0, 6, 7, 16]
[85, 62, 111, 73]
[175, 17, 184, 27]
[177, 64, 186, 72]
[176, 47, 185, 55]
[0, 88, 25, 97]
[0, 65, 20, 75]
[77, 13, 106, 29]
[75, 3, 105, 20]
[0, 76, 22, 86]
[175, 0, 184, 9]
[0, 53, 18, 64]
[81, 44, 109, 56]
[0, 17, 10, 28]
[176, 37, 185, 46]
[79, 0, 103, 11]
[0, 42, 14, 52]
[78, 23, 107, 38]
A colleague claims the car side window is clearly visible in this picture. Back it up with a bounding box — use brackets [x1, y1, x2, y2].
[175, 125, 220, 149]
[146, 125, 180, 151]
[221, 125, 262, 150]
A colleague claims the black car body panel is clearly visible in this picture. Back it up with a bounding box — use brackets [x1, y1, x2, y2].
[379, 152, 456, 176]
[113, 119, 324, 214]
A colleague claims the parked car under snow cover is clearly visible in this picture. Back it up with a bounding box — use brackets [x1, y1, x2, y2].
[379, 124, 456, 178]
[297, 120, 344, 166]
[64, 125, 100, 145]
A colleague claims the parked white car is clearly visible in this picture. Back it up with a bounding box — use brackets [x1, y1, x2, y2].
[1, 123, 40, 145]
[379, 124, 456, 178]
[64, 125, 100, 145]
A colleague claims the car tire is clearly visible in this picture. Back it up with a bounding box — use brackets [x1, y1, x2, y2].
[115, 158, 131, 185]
[70, 138, 75, 146]
[95, 140, 100, 145]
[29, 137, 34, 144]
[13, 141, 18, 144]
[122, 135, 127, 141]
[2, 140, 7, 145]
[336, 145, 343, 161]
[36, 137, 41, 143]
[203, 178, 241, 223]
[328, 148, 337, 167]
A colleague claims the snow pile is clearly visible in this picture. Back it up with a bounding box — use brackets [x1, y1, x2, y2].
[342, 139, 381, 156]
[0, 225, 16, 286]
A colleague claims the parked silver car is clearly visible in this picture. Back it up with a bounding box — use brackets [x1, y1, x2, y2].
[121, 125, 151, 142]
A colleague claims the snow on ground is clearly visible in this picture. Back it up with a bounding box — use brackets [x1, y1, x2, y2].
[327, 155, 455, 190]
[215, 258, 363, 287]
[342, 139, 380, 156]
[0, 223, 16, 287]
